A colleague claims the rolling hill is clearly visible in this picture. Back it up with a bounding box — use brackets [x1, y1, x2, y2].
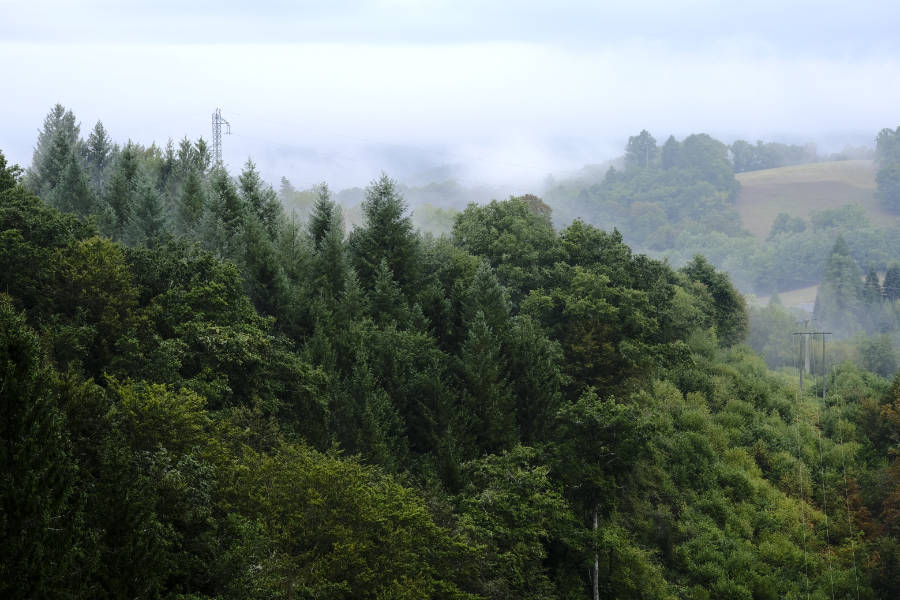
[734, 159, 897, 237]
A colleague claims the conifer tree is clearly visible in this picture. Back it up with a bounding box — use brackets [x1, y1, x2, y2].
[201, 166, 245, 258]
[456, 311, 517, 457]
[194, 137, 211, 172]
[33, 129, 75, 199]
[176, 167, 204, 233]
[126, 175, 166, 246]
[349, 174, 421, 295]
[239, 216, 289, 317]
[102, 143, 141, 238]
[814, 236, 864, 335]
[84, 120, 112, 194]
[864, 266, 883, 305]
[885, 263, 900, 302]
[370, 258, 409, 326]
[239, 159, 282, 237]
[661, 135, 682, 169]
[331, 351, 407, 471]
[46, 151, 93, 218]
[308, 183, 340, 252]
[25, 104, 80, 194]
[461, 260, 510, 334]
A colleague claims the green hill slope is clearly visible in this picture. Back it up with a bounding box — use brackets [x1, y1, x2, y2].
[735, 159, 895, 237]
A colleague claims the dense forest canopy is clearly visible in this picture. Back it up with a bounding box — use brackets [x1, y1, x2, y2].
[3, 105, 900, 599]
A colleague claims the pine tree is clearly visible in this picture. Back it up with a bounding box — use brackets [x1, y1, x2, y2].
[331, 351, 407, 471]
[194, 137, 211, 172]
[46, 151, 93, 218]
[240, 216, 289, 317]
[177, 167, 205, 233]
[308, 183, 341, 252]
[102, 143, 140, 238]
[370, 258, 409, 326]
[126, 175, 166, 246]
[462, 260, 510, 333]
[884, 263, 900, 302]
[314, 224, 348, 301]
[25, 104, 80, 194]
[176, 136, 194, 176]
[814, 236, 864, 335]
[661, 135, 682, 169]
[84, 120, 112, 195]
[864, 266, 883, 305]
[456, 311, 517, 457]
[349, 174, 422, 295]
[239, 159, 282, 238]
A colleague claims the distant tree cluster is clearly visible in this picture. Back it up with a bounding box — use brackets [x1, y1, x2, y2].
[729, 139, 818, 173]
[547, 129, 900, 296]
[876, 126, 900, 212]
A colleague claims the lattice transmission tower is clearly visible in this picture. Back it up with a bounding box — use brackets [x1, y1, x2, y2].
[211, 107, 231, 165]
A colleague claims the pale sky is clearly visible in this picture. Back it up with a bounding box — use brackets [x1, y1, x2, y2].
[2, 0, 900, 189]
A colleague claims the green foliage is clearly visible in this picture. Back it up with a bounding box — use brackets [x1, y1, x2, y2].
[625, 129, 659, 170]
[0, 297, 77, 599]
[349, 173, 422, 296]
[226, 443, 480, 599]
[0, 149, 23, 192]
[453, 195, 559, 301]
[814, 236, 864, 336]
[101, 142, 141, 238]
[858, 334, 897, 377]
[5, 111, 900, 599]
[84, 120, 112, 194]
[458, 446, 576, 599]
[680, 255, 748, 347]
[767, 212, 806, 240]
[730, 139, 817, 173]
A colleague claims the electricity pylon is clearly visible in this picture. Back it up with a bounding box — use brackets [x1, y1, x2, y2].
[211, 107, 231, 165]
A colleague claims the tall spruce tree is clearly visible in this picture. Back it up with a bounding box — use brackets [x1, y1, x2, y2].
[25, 104, 80, 195]
[456, 310, 517, 457]
[84, 120, 112, 195]
[176, 167, 204, 234]
[102, 143, 141, 238]
[46, 151, 93, 218]
[308, 183, 340, 251]
[864, 266, 883, 305]
[814, 236, 864, 335]
[126, 175, 166, 246]
[885, 263, 900, 302]
[239, 159, 282, 238]
[349, 174, 421, 295]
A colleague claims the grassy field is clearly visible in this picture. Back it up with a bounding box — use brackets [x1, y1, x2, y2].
[752, 284, 819, 309]
[734, 160, 897, 238]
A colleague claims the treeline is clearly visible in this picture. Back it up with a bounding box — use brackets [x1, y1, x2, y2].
[2, 106, 900, 598]
[730, 139, 819, 173]
[546, 129, 900, 295]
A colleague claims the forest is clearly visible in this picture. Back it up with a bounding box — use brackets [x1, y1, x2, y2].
[3, 105, 900, 599]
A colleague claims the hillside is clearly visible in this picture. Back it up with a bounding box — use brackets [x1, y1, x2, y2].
[735, 159, 894, 237]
